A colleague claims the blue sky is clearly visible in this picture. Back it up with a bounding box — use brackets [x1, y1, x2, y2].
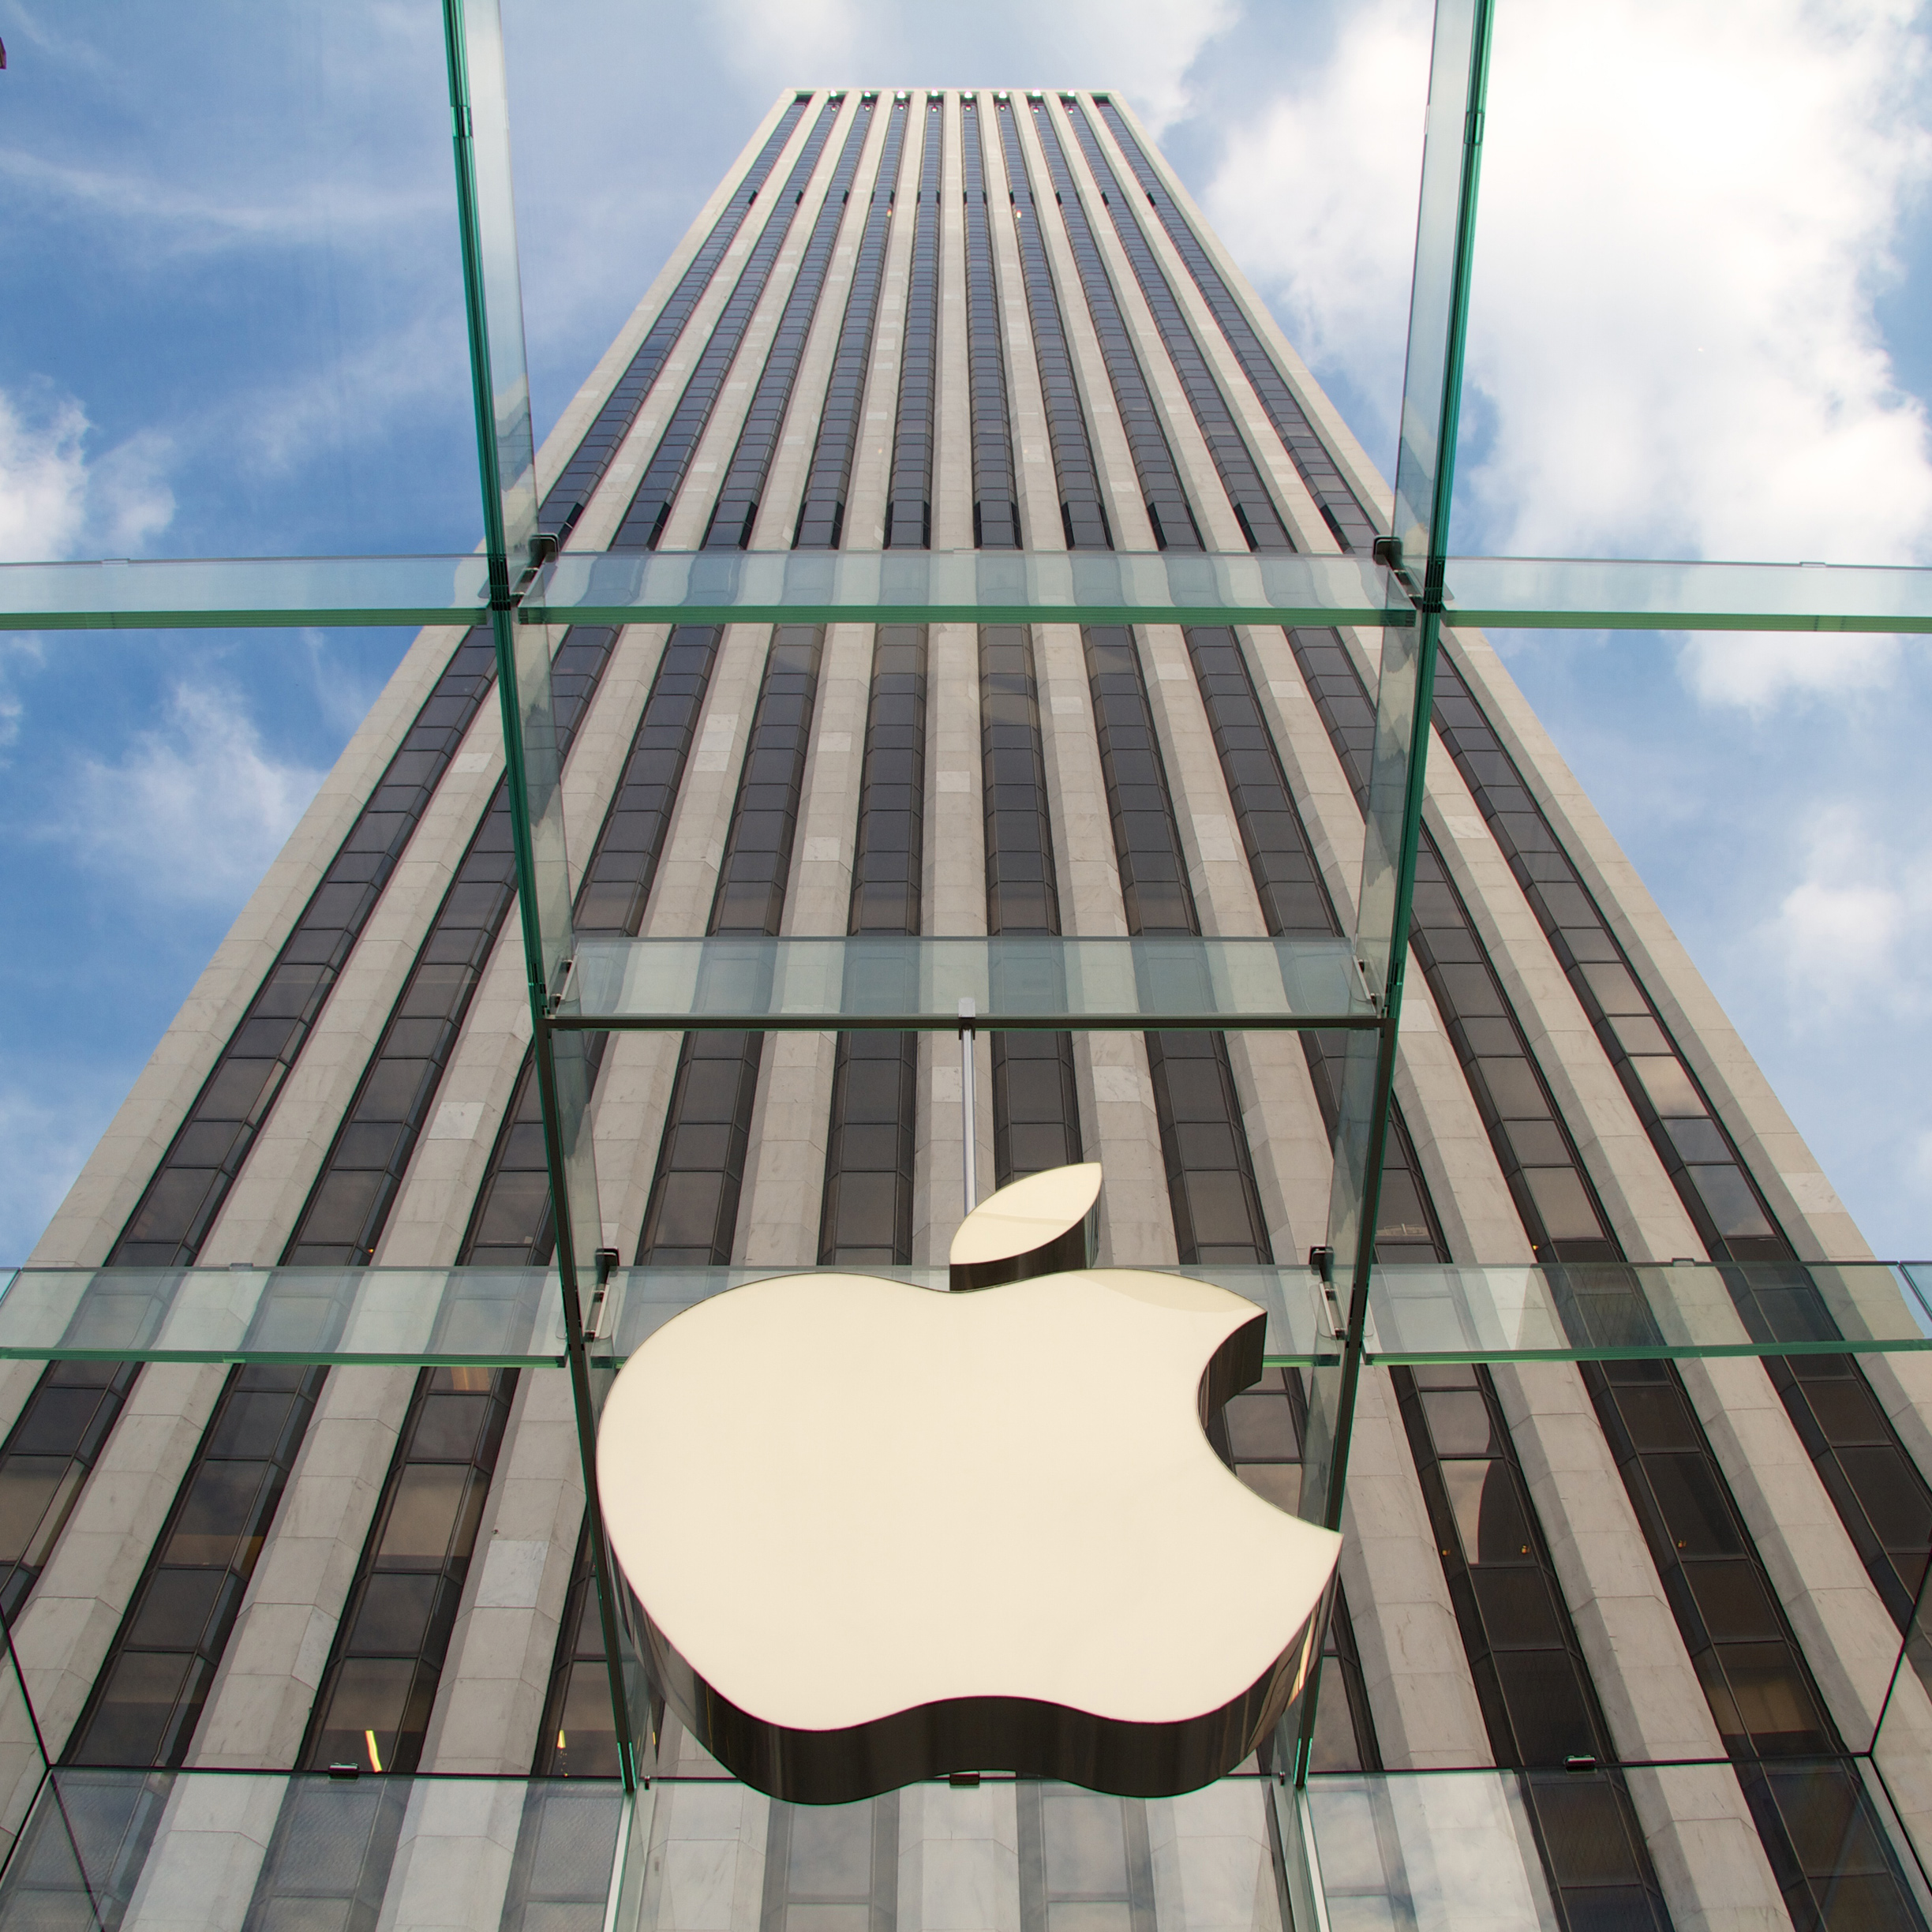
[0, 0, 1927, 1261]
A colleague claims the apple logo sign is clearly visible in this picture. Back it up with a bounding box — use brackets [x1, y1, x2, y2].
[597, 1162, 1340, 1804]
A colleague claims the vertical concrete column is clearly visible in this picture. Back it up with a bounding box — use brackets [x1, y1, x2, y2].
[897, 1784, 1020, 1932]
[1685, 1353, 1932, 1848]
[1489, 1361, 1789, 1932]
[974, 98, 1060, 547]
[601, 623, 768, 1255]
[1129, 619, 1337, 1263]
[636, 1724, 771, 1932]
[1145, 1782, 1282, 1932]
[193, 1364, 419, 1767]
[738, 622, 874, 1265]
[1032, 623, 1171, 1267]
[379, 621, 676, 1267]
[933, 93, 974, 557]
[207, 710, 512, 1263]
[122, 1775, 287, 1932]
[420, 1368, 582, 1774]
[916, 620, 987, 1265]
[371, 1778, 526, 1932]
[33, 614, 472, 1267]
[1338, 1368, 1491, 1770]
[749, 98, 897, 549]
[12, 1361, 229, 1755]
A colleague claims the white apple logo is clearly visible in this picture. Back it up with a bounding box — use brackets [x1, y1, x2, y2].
[597, 1163, 1340, 1803]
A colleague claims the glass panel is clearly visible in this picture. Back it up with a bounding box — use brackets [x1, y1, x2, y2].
[1297, 1771, 1559, 1932]
[529, 549, 1391, 626]
[0, 556, 492, 629]
[444, 0, 538, 573]
[1870, 1554, 1932, 1879]
[0, 1600, 49, 1873]
[0, 1769, 625, 1930]
[13, 554, 1926, 635]
[1387, 0, 1493, 575]
[1440, 556, 1932, 631]
[567, 936, 1372, 1032]
[0, 13, 474, 564]
[2, 1260, 1930, 1371]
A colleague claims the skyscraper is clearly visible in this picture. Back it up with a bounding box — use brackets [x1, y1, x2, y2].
[2, 84, 1930, 1932]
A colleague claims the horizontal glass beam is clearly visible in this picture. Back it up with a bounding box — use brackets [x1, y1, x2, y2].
[0, 1259, 1925, 1368]
[561, 934, 1376, 1032]
[0, 556, 494, 630]
[1440, 555, 1932, 632]
[526, 548, 1396, 627]
[9, 552, 1932, 634]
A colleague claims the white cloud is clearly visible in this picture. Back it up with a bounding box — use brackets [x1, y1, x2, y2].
[0, 386, 174, 563]
[51, 684, 325, 908]
[1201, 0, 1425, 426]
[687, 0, 1235, 133]
[1762, 803, 1932, 1020]
[1204, 0, 1932, 710]
[1050, 0, 1239, 133]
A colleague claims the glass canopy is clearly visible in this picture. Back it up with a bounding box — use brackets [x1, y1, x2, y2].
[3, 3, 1928, 1928]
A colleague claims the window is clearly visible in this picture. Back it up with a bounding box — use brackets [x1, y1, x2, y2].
[300, 1367, 515, 1777]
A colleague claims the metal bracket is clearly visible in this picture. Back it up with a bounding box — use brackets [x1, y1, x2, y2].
[545, 953, 578, 1016]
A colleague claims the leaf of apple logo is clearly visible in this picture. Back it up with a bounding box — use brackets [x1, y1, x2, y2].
[598, 1162, 1341, 1804]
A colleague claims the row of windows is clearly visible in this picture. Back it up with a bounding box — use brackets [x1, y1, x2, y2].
[1167, 623, 1672, 1915]
[109, 79, 814, 1280]
[1424, 643, 1932, 1627]
[1, 97, 833, 1803]
[993, 103, 1112, 550]
[1274, 621, 1922, 1927]
[1394, 1363, 1670, 1931]
[638, 627, 826, 1265]
[615, 97, 844, 551]
[702, 100, 882, 552]
[1587, 1357, 1926, 1931]
[301, 1365, 517, 1777]
[960, 103, 1022, 550]
[462, 625, 728, 1268]
[1207, 1365, 1379, 1773]
[821, 627, 927, 1265]
[110, 635, 502, 1270]
[1283, 627, 1619, 1264]
[1029, 103, 1201, 553]
[541, 95, 814, 535]
[1081, 626, 1271, 1264]
[977, 627, 1082, 1186]
[281, 627, 624, 1266]
[1175, 624, 1441, 1261]
[63, 1365, 327, 1769]
[883, 104, 944, 551]
[1090, 98, 1376, 556]
[1059, 96, 1294, 556]
[793, 107, 909, 550]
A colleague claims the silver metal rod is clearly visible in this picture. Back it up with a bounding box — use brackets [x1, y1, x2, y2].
[958, 998, 977, 1213]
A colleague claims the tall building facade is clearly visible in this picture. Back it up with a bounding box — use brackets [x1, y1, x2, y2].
[4, 85, 1931, 1932]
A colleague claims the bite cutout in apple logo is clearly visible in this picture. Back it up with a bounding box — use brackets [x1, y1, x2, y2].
[597, 1163, 1340, 1804]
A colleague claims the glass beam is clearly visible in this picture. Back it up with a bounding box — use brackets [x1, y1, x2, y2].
[1295, 0, 1496, 1793]
[9, 552, 1932, 633]
[443, 0, 635, 1794]
[2, 1258, 1923, 1370]
[560, 934, 1375, 1032]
